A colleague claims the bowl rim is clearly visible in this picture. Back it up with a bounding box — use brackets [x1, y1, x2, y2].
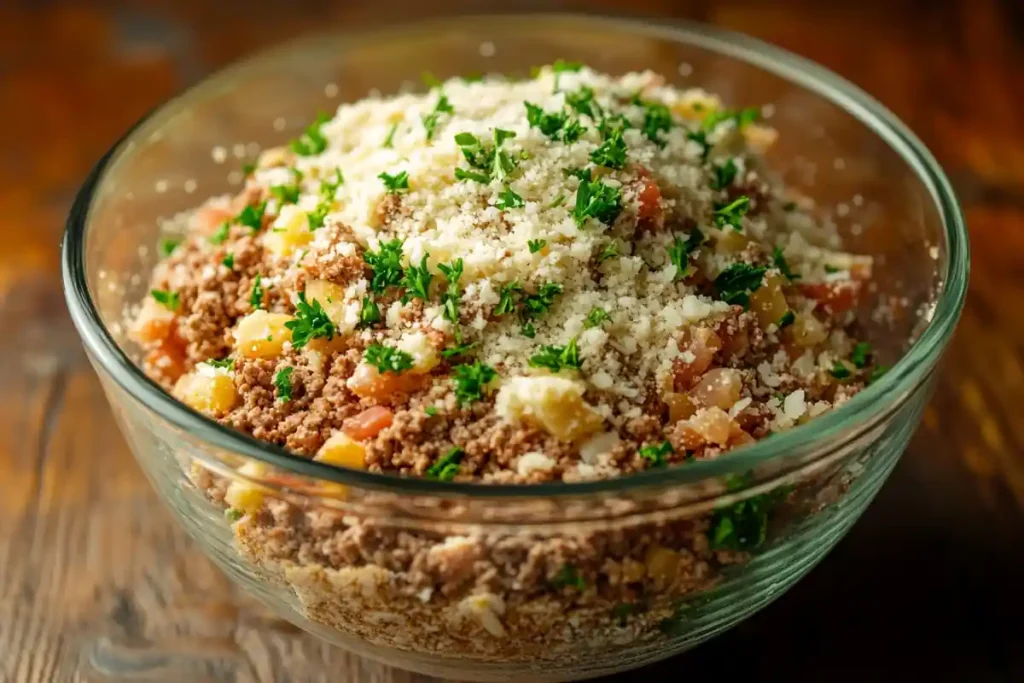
[62, 12, 969, 499]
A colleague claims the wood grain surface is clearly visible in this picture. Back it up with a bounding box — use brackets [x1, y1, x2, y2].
[1, 0, 1022, 681]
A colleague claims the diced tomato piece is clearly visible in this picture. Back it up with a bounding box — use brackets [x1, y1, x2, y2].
[633, 166, 664, 232]
[342, 406, 395, 441]
[799, 280, 861, 314]
[145, 337, 188, 384]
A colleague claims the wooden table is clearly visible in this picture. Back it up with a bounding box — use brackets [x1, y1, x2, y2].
[1, 1, 1022, 681]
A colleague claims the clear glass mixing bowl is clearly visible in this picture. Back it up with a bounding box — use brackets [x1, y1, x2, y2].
[62, 14, 968, 683]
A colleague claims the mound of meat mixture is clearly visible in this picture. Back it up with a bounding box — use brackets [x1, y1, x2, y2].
[132, 65, 886, 662]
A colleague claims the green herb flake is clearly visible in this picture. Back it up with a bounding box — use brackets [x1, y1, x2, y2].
[206, 357, 235, 371]
[306, 202, 330, 230]
[269, 182, 300, 205]
[868, 364, 889, 385]
[552, 564, 585, 590]
[209, 223, 230, 245]
[421, 94, 454, 141]
[639, 100, 674, 145]
[713, 196, 750, 230]
[426, 447, 463, 481]
[453, 129, 518, 184]
[221, 253, 235, 270]
[424, 405, 438, 417]
[572, 177, 623, 228]
[550, 58, 583, 91]
[778, 310, 796, 328]
[150, 289, 179, 311]
[495, 281, 523, 316]
[364, 343, 414, 374]
[224, 508, 243, 522]
[824, 264, 840, 274]
[528, 239, 547, 254]
[565, 85, 602, 120]
[528, 338, 582, 373]
[382, 122, 398, 148]
[639, 441, 672, 467]
[598, 241, 620, 262]
[320, 168, 345, 198]
[400, 253, 433, 303]
[667, 228, 706, 280]
[524, 102, 586, 143]
[713, 263, 767, 308]
[711, 158, 738, 190]
[379, 170, 410, 193]
[249, 275, 264, 309]
[772, 246, 801, 281]
[284, 291, 336, 348]
[438, 258, 464, 331]
[159, 238, 181, 257]
[783, 200, 798, 212]
[441, 341, 479, 359]
[850, 342, 872, 369]
[290, 112, 330, 156]
[357, 295, 381, 329]
[701, 106, 760, 132]
[830, 361, 852, 380]
[589, 129, 628, 169]
[452, 361, 498, 406]
[496, 186, 525, 210]
[709, 486, 788, 551]
[363, 238, 405, 293]
[520, 282, 563, 324]
[521, 322, 536, 338]
[274, 366, 294, 402]
[584, 307, 610, 329]
[237, 201, 268, 232]
[612, 603, 643, 625]
[548, 195, 566, 209]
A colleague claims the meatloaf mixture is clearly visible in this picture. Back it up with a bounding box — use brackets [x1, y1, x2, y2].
[132, 64, 886, 663]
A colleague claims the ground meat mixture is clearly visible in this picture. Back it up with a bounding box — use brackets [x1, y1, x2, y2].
[134, 66, 888, 665]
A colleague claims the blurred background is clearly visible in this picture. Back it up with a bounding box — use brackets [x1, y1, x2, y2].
[1, 1, 1022, 681]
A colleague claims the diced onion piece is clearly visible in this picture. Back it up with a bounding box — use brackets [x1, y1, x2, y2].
[264, 205, 314, 258]
[689, 407, 734, 445]
[495, 376, 604, 443]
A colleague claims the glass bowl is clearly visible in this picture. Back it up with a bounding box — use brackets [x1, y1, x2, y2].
[61, 14, 968, 683]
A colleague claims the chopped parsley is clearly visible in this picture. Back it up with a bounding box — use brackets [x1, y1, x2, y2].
[424, 405, 438, 417]
[824, 264, 841, 274]
[495, 282, 523, 316]
[713, 263, 766, 308]
[452, 361, 497, 406]
[851, 342, 872, 369]
[565, 85, 602, 120]
[274, 366, 294, 402]
[453, 129, 518, 183]
[710, 158, 738, 190]
[320, 168, 344, 198]
[521, 323, 536, 338]
[529, 338, 582, 372]
[612, 603, 644, 625]
[364, 343, 414, 374]
[701, 106, 759, 132]
[550, 58, 583, 91]
[598, 241, 620, 262]
[496, 186, 525, 210]
[400, 253, 432, 303]
[269, 182, 300, 205]
[206, 357, 234, 370]
[437, 258, 464, 331]
[306, 202, 329, 230]
[357, 295, 381, 329]
[289, 112, 330, 156]
[441, 341, 479, 359]
[548, 195, 566, 209]
[638, 100, 674, 145]
[224, 508, 243, 522]
[382, 122, 398, 148]
[209, 223, 230, 245]
[421, 71, 442, 88]
[709, 485, 788, 551]
[772, 246, 800, 280]
[552, 564, 585, 590]
[363, 238, 405, 293]
[713, 196, 750, 230]
[284, 291, 336, 348]
[221, 253, 235, 270]
[639, 441, 672, 467]
[667, 228, 705, 280]
[426, 447, 464, 481]
[783, 200, 798, 211]
[589, 129, 627, 169]
[158, 238, 181, 257]
[528, 239, 547, 253]
[150, 289, 179, 310]
[584, 307, 610, 329]
[249, 275, 264, 309]
[524, 102, 586, 143]
[236, 201, 267, 232]
[572, 177, 623, 227]
[379, 170, 410, 193]
[520, 282, 563, 325]
[241, 162, 256, 176]
[778, 310, 796, 328]
[685, 129, 711, 160]
[830, 361, 852, 380]
[421, 93, 454, 140]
